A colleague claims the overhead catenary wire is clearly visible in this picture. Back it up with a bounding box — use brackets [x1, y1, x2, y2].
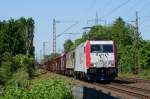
[141, 28, 150, 33]
[56, 22, 79, 38]
[52, 19, 78, 54]
[72, 0, 97, 36]
[102, 0, 131, 18]
[127, 0, 141, 12]
[56, 20, 78, 23]
[63, 33, 82, 35]
[140, 18, 150, 26]
[138, 0, 150, 13]
[81, 0, 97, 20]
[57, 32, 82, 38]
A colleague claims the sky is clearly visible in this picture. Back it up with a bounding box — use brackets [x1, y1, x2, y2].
[0, 0, 150, 60]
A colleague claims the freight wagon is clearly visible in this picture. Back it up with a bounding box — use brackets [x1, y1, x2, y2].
[45, 40, 118, 81]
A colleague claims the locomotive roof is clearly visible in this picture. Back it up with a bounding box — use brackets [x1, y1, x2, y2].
[90, 40, 113, 44]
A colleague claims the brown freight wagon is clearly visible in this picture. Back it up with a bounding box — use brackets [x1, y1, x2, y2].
[65, 51, 75, 76]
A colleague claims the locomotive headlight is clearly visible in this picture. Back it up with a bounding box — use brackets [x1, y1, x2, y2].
[108, 63, 111, 67]
[91, 63, 94, 67]
[108, 61, 114, 67]
[91, 63, 96, 67]
[111, 63, 114, 66]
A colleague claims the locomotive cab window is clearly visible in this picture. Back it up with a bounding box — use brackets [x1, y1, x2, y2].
[103, 44, 113, 53]
[91, 44, 113, 53]
[91, 44, 102, 53]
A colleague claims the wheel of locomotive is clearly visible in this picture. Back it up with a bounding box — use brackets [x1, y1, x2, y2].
[81, 73, 86, 81]
[85, 74, 92, 82]
[74, 72, 77, 79]
[78, 72, 82, 80]
[79, 72, 84, 80]
[78, 72, 81, 80]
[75, 72, 79, 79]
[79, 72, 82, 80]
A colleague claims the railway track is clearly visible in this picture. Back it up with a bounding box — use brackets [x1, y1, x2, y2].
[111, 82, 150, 94]
[117, 77, 150, 83]
[94, 82, 150, 99]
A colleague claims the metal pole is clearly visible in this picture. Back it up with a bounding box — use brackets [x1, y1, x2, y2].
[53, 19, 56, 54]
[133, 11, 140, 74]
[95, 12, 98, 25]
[43, 42, 46, 60]
[40, 50, 42, 63]
[135, 11, 140, 74]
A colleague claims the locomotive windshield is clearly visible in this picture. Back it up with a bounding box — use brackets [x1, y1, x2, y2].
[91, 44, 102, 53]
[91, 44, 113, 53]
[103, 44, 113, 53]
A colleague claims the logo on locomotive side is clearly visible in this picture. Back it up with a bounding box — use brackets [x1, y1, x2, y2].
[96, 53, 109, 59]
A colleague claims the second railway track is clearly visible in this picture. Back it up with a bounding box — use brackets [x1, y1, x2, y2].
[117, 77, 150, 83]
[93, 82, 150, 99]
[111, 82, 150, 94]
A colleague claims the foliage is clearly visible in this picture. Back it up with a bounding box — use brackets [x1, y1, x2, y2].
[0, 18, 35, 61]
[64, 39, 74, 53]
[140, 69, 150, 79]
[139, 40, 150, 70]
[0, 54, 34, 86]
[119, 45, 134, 73]
[0, 79, 74, 99]
[0, 52, 13, 84]
[7, 68, 30, 88]
[111, 17, 133, 46]
[30, 79, 73, 99]
[47, 53, 61, 61]
[0, 86, 29, 99]
[0, 18, 35, 86]
[88, 25, 112, 40]
[0, 61, 12, 84]
[11, 54, 34, 84]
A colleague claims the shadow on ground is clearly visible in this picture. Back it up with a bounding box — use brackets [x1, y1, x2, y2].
[73, 86, 122, 99]
[112, 79, 135, 84]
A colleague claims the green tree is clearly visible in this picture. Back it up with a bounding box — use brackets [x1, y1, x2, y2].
[0, 18, 35, 85]
[26, 18, 35, 56]
[47, 53, 61, 60]
[0, 52, 13, 84]
[139, 40, 150, 69]
[88, 25, 112, 40]
[63, 39, 74, 53]
[111, 17, 134, 72]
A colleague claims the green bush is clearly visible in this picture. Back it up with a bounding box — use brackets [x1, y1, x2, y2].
[13, 55, 34, 74]
[7, 68, 30, 88]
[140, 69, 150, 79]
[0, 61, 12, 84]
[0, 79, 74, 99]
[0, 52, 13, 84]
[13, 54, 34, 75]
[30, 79, 73, 99]
[6, 55, 34, 87]
[0, 54, 34, 87]
[0, 86, 29, 99]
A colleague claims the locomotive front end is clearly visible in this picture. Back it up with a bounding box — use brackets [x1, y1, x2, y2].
[87, 41, 118, 81]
